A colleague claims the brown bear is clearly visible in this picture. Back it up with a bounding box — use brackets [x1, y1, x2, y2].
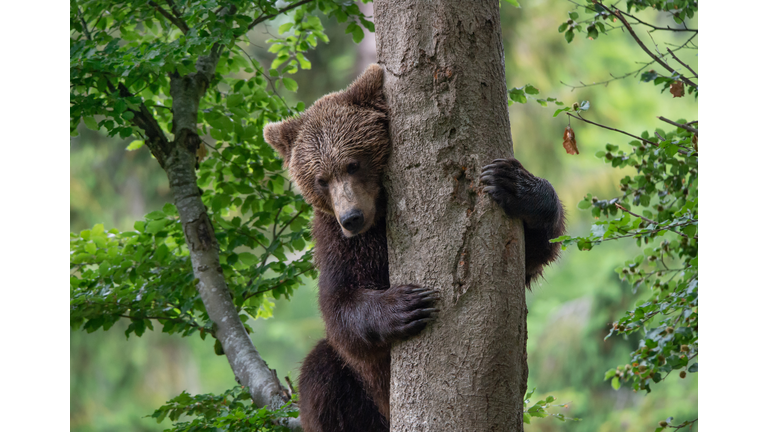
[263, 64, 564, 432]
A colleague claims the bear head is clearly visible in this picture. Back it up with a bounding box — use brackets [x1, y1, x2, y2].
[263, 64, 389, 238]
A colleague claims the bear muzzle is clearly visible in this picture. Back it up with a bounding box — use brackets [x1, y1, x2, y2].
[340, 209, 365, 234]
[330, 178, 377, 237]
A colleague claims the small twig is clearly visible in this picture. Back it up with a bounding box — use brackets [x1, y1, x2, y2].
[272, 207, 283, 238]
[658, 116, 698, 134]
[164, 0, 184, 19]
[567, 113, 655, 147]
[285, 376, 296, 395]
[234, 45, 293, 114]
[243, 267, 314, 300]
[148, 0, 190, 34]
[276, 209, 306, 238]
[77, 7, 92, 41]
[597, 2, 697, 89]
[248, 0, 316, 31]
[669, 418, 698, 430]
[568, 112, 692, 155]
[615, 204, 654, 225]
[624, 12, 697, 33]
[560, 40, 693, 91]
[118, 313, 201, 328]
[666, 48, 697, 78]
[615, 203, 694, 239]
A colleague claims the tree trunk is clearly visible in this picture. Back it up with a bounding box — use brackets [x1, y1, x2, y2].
[373, 1, 528, 431]
[128, 43, 302, 430]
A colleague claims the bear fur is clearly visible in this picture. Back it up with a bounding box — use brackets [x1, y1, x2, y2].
[263, 64, 565, 432]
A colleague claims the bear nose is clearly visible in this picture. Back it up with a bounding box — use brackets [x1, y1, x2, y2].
[340, 209, 364, 233]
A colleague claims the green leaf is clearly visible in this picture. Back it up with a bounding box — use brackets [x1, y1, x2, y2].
[682, 224, 697, 237]
[564, 29, 574, 43]
[346, 23, 365, 43]
[226, 93, 244, 108]
[83, 117, 99, 131]
[146, 210, 167, 220]
[146, 220, 169, 234]
[508, 87, 528, 104]
[524, 84, 539, 95]
[126, 140, 144, 151]
[578, 200, 592, 210]
[282, 77, 298, 92]
[569, 12, 579, 20]
[587, 25, 598, 39]
[611, 376, 620, 390]
[278, 22, 293, 35]
[558, 22, 569, 33]
[162, 203, 177, 216]
[239, 252, 258, 267]
[503, 0, 521, 7]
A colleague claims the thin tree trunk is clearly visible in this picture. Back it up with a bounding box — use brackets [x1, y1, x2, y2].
[374, 1, 528, 431]
[127, 44, 302, 431]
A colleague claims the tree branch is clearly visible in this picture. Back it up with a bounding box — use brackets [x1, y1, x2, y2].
[165, 0, 184, 19]
[657, 116, 698, 134]
[248, 0, 316, 30]
[666, 47, 697, 78]
[243, 267, 314, 301]
[102, 79, 172, 166]
[149, 0, 190, 34]
[560, 38, 694, 91]
[615, 203, 692, 239]
[617, 9, 697, 33]
[566, 112, 655, 147]
[597, 2, 697, 89]
[567, 113, 692, 156]
[77, 7, 92, 41]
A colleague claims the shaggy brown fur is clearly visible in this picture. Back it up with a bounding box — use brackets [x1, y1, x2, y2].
[263, 64, 565, 432]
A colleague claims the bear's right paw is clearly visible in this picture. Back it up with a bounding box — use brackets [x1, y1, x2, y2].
[384, 284, 439, 341]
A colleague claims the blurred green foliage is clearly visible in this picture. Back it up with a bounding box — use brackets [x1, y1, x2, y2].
[70, 0, 697, 430]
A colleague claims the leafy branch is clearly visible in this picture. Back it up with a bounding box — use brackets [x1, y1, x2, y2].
[594, 2, 697, 89]
[148, 0, 190, 34]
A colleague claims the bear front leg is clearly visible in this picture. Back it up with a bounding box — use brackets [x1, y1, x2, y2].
[322, 284, 438, 356]
[479, 157, 566, 286]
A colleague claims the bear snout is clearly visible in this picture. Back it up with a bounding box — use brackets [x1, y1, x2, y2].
[340, 209, 365, 234]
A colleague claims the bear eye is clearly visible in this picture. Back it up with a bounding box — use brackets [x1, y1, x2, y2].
[347, 162, 360, 175]
[317, 178, 328, 188]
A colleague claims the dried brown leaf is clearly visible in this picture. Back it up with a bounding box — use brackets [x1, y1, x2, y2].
[563, 125, 579, 155]
[196, 142, 208, 163]
[670, 81, 685, 98]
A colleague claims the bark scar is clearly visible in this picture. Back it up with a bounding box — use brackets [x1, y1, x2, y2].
[184, 214, 217, 251]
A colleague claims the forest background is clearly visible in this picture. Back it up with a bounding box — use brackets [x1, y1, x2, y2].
[63, 0, 705, 430]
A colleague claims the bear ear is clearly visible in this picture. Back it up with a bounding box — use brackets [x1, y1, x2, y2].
[342, 64, 386, 111]
[263, 117, 303, 164]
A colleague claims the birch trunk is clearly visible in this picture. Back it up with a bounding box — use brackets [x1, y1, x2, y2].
[373, 1, 528, 430]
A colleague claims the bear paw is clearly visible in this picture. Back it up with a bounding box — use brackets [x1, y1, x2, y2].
[479, 157, 547, 221]
[384, 284, 439, 342]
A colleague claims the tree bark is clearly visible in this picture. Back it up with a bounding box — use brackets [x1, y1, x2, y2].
[374, 1, 528, 431]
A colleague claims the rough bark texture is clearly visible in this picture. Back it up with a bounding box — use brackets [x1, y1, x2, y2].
[374, 1, 528, 431]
